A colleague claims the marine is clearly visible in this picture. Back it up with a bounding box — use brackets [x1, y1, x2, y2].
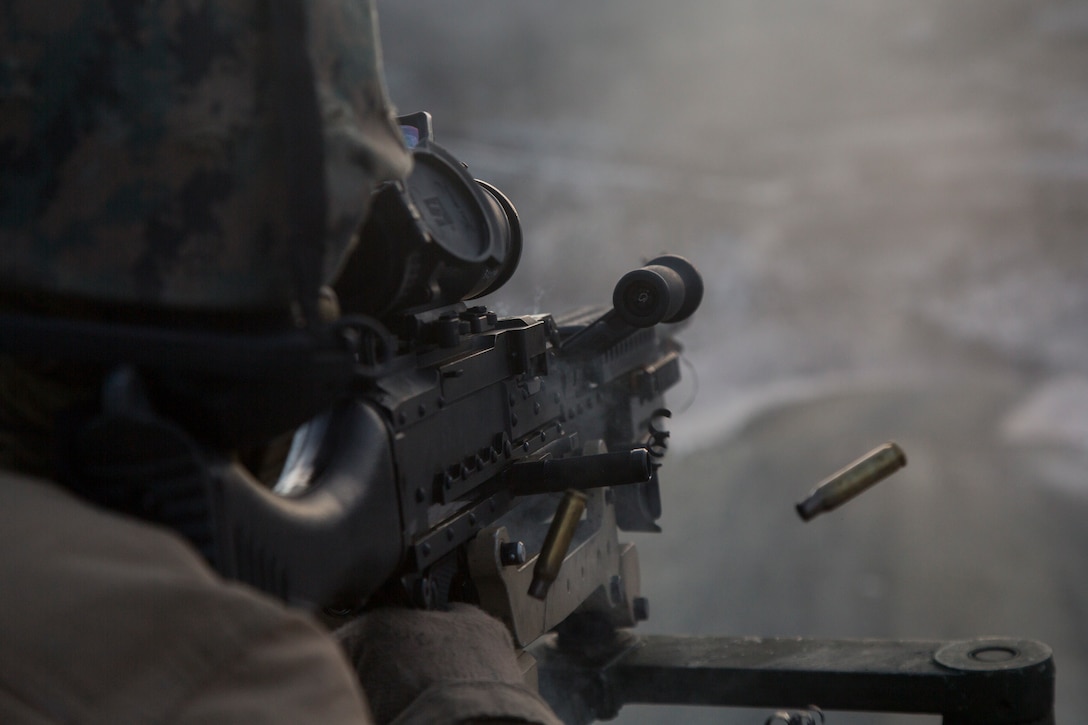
[0, 2, 562, 723]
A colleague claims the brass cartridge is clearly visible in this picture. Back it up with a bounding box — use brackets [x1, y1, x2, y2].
[796, 442, 907, 521]
[528, 489, 588, 600]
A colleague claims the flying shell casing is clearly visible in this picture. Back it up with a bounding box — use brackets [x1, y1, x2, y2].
[796, 442, 907, 522]
[528, 489, 588, 600]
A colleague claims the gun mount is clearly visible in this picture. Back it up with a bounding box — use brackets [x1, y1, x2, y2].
[530, 632, 1054, 725]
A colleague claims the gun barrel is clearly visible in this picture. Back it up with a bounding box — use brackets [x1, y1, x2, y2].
[796, 442, 906, 522]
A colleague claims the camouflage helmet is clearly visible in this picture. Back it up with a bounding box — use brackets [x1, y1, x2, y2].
[0, 0, 411, 321]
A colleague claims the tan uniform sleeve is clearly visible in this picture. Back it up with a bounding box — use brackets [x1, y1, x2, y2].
[172, 615, 371, 724]
[0, 471, 372, 725]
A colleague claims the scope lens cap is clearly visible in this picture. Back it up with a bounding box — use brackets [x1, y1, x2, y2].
[613, 255, 703, 327]
[614, 268, 676, 327]
[646, 255, 703, 323]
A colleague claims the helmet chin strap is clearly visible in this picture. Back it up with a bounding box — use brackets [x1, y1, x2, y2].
[0, 309, 356, 448]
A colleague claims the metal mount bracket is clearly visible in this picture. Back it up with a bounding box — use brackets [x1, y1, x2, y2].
[467, 487, 641, 647]
[528, 632, 1054, 724]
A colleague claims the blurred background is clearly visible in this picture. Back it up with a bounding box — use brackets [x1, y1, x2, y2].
[377, 1, 1088, 722]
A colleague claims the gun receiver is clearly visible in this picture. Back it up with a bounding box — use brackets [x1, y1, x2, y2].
[341, 248, 698, 636]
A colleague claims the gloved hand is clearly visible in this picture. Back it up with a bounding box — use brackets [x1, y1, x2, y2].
[336, 604, 558, 725]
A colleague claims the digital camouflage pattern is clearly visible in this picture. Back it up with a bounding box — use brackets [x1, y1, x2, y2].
[0, 0, 411, 314]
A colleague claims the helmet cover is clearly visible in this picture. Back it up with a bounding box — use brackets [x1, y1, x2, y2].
[0, 0, 410, 317]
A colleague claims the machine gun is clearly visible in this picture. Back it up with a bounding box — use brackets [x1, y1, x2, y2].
[286, 111, 703, 644]
[314, 114, 1057, 724]
[26, 112, 1053, 724]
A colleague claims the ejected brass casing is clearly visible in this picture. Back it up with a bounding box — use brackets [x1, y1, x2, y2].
[528, 489, 588, 600]
[796, 442, 907, 521]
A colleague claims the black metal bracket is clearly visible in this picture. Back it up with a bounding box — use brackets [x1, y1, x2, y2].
[528, 633, 1054, 724]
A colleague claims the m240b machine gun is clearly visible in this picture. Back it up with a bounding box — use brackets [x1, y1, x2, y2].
[251, 113, 1054, 724]
[328, 114, 1054, 724]
[34, 112, 1053, 724]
